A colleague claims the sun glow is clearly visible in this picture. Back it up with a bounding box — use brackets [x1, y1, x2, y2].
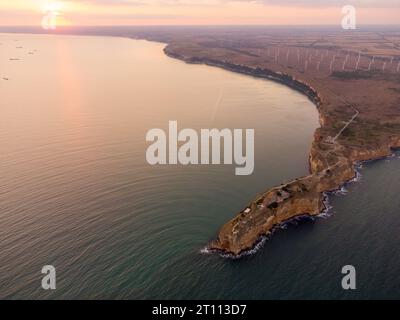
[0, 0, 399, 26]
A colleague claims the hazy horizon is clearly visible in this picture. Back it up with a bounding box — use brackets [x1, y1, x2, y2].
[1, 1, 399, 27]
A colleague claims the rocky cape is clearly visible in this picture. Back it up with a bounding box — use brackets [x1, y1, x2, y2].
[164, 44, 400, 256]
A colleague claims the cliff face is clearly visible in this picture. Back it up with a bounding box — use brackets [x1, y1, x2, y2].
[208, 175, 325, 255]
[208, 150, 354, 255]
[164, 46, 323, 107]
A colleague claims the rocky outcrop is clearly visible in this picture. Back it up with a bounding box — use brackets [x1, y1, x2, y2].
[207, 147, 353, 255]
[207, 138, 400, 255]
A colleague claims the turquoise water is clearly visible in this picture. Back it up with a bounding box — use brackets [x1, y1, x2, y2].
[1, 34, 398, 299]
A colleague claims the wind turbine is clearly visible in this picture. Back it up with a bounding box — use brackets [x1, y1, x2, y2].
[330, 55, 336, 72]
[342, 55, 348, 71]
[368, 55, 375, 71]
[277, 47, 280, 63]
[355, 51, 361, 71]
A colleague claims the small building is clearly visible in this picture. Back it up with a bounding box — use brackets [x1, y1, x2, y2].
[326, 136, 335, 144]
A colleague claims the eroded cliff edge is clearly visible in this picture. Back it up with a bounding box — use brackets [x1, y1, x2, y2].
[164, 43, 400, 256]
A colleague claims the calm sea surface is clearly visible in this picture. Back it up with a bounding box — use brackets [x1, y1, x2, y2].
[1, 34, 399, 299]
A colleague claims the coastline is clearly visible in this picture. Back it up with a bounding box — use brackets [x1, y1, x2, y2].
[164, 47, 323, 108]
[5, 29, 395, 257]
[163, 44, 400, 257]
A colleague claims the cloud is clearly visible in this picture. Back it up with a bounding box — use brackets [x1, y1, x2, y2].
[257, 0, 400, 8]
[65, 0, 400, 6]
[64, 0, 227, 5]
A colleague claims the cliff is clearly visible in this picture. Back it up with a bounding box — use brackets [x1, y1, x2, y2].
[208, 143, 397, 255]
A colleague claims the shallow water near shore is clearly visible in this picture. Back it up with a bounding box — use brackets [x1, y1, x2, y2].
[1, 33, 399, 299]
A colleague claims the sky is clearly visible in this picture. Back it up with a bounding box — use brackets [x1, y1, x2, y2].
[0, 0, 399, 26]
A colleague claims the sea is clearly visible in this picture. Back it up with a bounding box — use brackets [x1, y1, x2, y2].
[1, 33, 399, 299]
